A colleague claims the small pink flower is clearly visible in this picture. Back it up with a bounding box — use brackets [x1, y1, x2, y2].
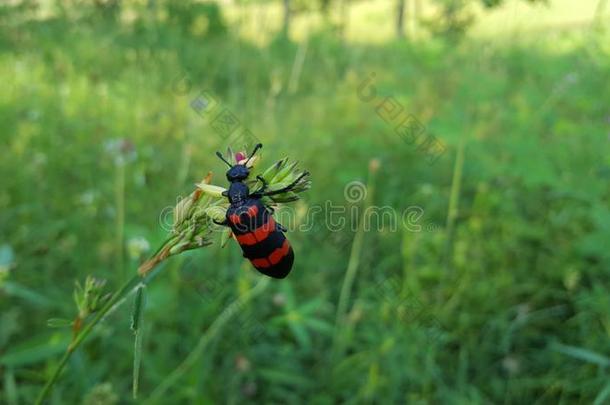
[235, 151, 246, 163]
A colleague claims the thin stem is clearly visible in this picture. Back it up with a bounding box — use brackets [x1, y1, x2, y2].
[116, 161, 126, 281]
[35, 350, 71, 404]
[443, 138, 465, 272]
[35, 241, 172, 405]
[132, 284, 147, 399]
[287, 38, 308, 94]
[332, 163, 378, 360]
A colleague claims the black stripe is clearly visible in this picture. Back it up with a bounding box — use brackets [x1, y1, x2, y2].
[254, 247, 294, 279]
[227, 200, 268, 235]
[241, 231, 286, 259]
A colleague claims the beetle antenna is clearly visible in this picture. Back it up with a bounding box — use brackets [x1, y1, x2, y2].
[215, 151, 233, 167]
[245, 143, 263, 165]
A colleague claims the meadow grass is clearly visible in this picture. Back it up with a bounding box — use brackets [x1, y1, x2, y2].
[1, 2, 610, 403]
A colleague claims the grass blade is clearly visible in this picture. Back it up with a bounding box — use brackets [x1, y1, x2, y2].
[131, 284, 147, 399]
[594, 381, 610, 405]
[551, 342, 610, 367]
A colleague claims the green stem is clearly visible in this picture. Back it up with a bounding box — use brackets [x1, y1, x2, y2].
[35, 245, 170, 405]
[35, 350, 71, 405]
[116, 162, 126, 281]
[332, 165, 377, 359]
[443, 138, 465, 272]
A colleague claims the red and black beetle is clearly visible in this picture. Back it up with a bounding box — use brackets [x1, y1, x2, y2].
[214, 144, 309, 279]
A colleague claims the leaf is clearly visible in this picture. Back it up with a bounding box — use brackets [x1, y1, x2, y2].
[594, 381, 610, 405]
[131, 284, 146, 332]
[287, 317, 311, 350]
[304, 318, 334, 335]
[258, 368, 313, 388]
[2, 281, 55, 307]
[551, 342, 610, 367]
[3, 367, 18, 405]
[46, 318, 74, 328]
[0, 244, 14, 269]
[0, 334, 71, 367]
[219, 228, 232, 248]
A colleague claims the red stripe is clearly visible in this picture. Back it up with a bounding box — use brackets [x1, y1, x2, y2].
[229, 214, 241, 225]
[269, 239, 290, 265]
[251, 257, 270, 268]
[251, 239, 291, 269]
[247, 205, 258, 218]
[236, 217, 275, 246]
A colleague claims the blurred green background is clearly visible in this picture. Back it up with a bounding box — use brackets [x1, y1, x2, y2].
[1, 0, 610, 403]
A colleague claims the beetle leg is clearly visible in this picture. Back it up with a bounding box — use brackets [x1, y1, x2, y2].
[213, 218, 229, 226]
[256, 175, 268, 190]
[250, 176, 269, 198]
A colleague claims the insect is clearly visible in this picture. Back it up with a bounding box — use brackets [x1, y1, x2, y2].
[214, 144, 309, 279]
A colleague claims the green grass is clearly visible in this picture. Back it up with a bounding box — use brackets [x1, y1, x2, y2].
[1, 2, 610, 403]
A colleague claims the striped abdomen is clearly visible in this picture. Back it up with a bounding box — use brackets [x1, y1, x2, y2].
[227, 199, 294, 279]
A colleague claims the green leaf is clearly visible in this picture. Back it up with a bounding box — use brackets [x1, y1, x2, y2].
[46, 318, 74, 328]
[552, 342, 610, 367]
[131, 284, 146, 332]
[594, 381, 610, 405]
[304, 318, 334, 335]
[220, 228, 232, 248]
[2, 282, 54, 307]
[0, 244, 14, 270]
[258, 368, 313, 388]
[3, 367, 18, 405]
[0, 334, 71, 367]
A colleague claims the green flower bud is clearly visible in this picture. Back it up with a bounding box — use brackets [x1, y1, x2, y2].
[258, 158, 287, 183]
[74, 276, 110, 319]
[196, 183, 227, 198]
[271, 161, 298, 184]
[173, 197, 194, 227]
[203, 206, 226, 223]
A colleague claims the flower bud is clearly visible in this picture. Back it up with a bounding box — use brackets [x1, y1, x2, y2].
[74, 276, 110, 319]
[196, 183, 227, 198]
[173, 196, 194, 227]
[235, 151, 246, 163]
[203, 206, 226, 223]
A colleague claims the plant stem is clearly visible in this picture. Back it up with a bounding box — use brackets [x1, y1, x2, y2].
[287, 38, 308, 94]
[132, 284, 147, 399]
[332, 163, 378, 360]
[443, 138, 465, 272]
[116, 161, 126, 281]
[35, 244, 171, 405]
